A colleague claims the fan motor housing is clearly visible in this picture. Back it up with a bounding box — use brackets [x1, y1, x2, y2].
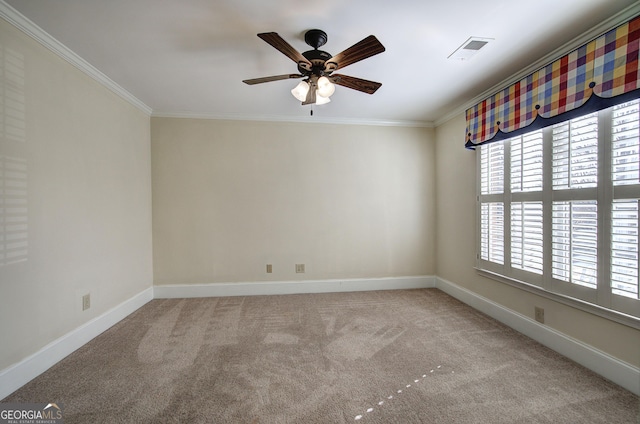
[299, 50, 332, 75]
[297, 29, 333, 76]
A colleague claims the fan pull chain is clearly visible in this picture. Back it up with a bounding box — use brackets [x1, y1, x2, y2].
[310, 105, 313, 116]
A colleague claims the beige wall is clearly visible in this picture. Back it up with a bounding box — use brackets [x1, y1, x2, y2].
[434, 114, 640, 367]
[151, 118, 435, 285]
[0, 19, 153, 370]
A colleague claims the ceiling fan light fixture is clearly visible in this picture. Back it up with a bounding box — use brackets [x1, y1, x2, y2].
[315, 93, 331, 105]
[291, 81, 310, 101]
[249, 30, 384, 108]
[316, 76, 335, 98]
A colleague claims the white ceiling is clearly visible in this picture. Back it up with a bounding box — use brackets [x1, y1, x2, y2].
[4, 0, 639, 126]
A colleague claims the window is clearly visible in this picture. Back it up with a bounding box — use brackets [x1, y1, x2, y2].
[477, 100, 640, 322]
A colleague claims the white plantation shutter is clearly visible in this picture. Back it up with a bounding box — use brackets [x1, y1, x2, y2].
[510, 130, 544, 275]
[480, 142, 505, 266]
[478, 101, 640, 320]
[612, 101, 639, 186]
[481, 142, 504, 194]
[511, 130, 543, 192]
[481, 202, 504, 264]
[611, 200, 639, 299]
[552, 112, 598, 189]
[552, 201, 598, 288]
[551, 114, 599, 290]
[610, 100, 640, 300]
[511, 202, 543, 274]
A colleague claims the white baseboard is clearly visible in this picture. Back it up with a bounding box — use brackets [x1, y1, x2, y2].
[1, 277, 432, 399]
[435, 276, 640, 396]
[4, 276, 637, 400]
[0, 287, 154, 400]
[153, 275, 436, 298]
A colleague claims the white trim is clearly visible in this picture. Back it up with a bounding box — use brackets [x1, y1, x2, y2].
[0, 287, 154, 400]
[434, 2, 640, 127]
[151, 111, 434, 128]
[476, 268, 640, 330]
[435, 276, 640, 396]
[0, 0, 152, 115]
[153, 275, 436, 298]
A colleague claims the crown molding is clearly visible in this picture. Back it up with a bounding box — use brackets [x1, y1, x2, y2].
[0, 0, 152, 115]
[434, 2, 640, 128]
[151, 111, 434, 128]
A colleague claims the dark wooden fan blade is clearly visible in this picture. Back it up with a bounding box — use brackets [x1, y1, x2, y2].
[243, 74, 304, 85]
[257, 32, 312, 70]
[331, 74, 382, 94]
[324, 35, 385, 72]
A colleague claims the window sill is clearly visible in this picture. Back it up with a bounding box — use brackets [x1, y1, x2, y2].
[475, 268, 640, 330]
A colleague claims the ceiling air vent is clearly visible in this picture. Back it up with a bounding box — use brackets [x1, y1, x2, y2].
[448, 37, 493, 61]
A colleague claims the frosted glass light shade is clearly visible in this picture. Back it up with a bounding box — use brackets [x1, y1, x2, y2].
[291, 81, 310, 101]
[317, 76, 335, 98]
[315, 93, 331, 105]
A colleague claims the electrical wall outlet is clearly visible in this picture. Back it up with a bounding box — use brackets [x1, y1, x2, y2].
[534, 306, 544, 323]
[295, 264, 305, 273]
[82, 293, 91, 311]
[266, 264, 273, 273]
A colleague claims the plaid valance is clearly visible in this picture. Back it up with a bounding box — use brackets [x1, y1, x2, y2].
[465, 15, 640, 149]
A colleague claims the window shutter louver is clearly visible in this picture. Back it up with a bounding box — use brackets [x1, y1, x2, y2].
[511, 130, 543, 192]
[552, 113, 598, 190]
[481, 202, 504, 264]
[511, 202, 543, 274]
[552, 201, 598, 288]
[612, 101, 640, 186]
[481, 143, 504, 194]
[611, 100, 640, 300]
[611, 200, 639, 299]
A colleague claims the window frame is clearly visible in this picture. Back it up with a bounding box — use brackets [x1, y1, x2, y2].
[476, 103, 640, 329]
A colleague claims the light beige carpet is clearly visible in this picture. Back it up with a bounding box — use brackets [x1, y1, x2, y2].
[3, 289, 639, 423]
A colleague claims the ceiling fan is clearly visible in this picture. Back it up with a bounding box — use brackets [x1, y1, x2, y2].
[243, 29, 385, 106]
